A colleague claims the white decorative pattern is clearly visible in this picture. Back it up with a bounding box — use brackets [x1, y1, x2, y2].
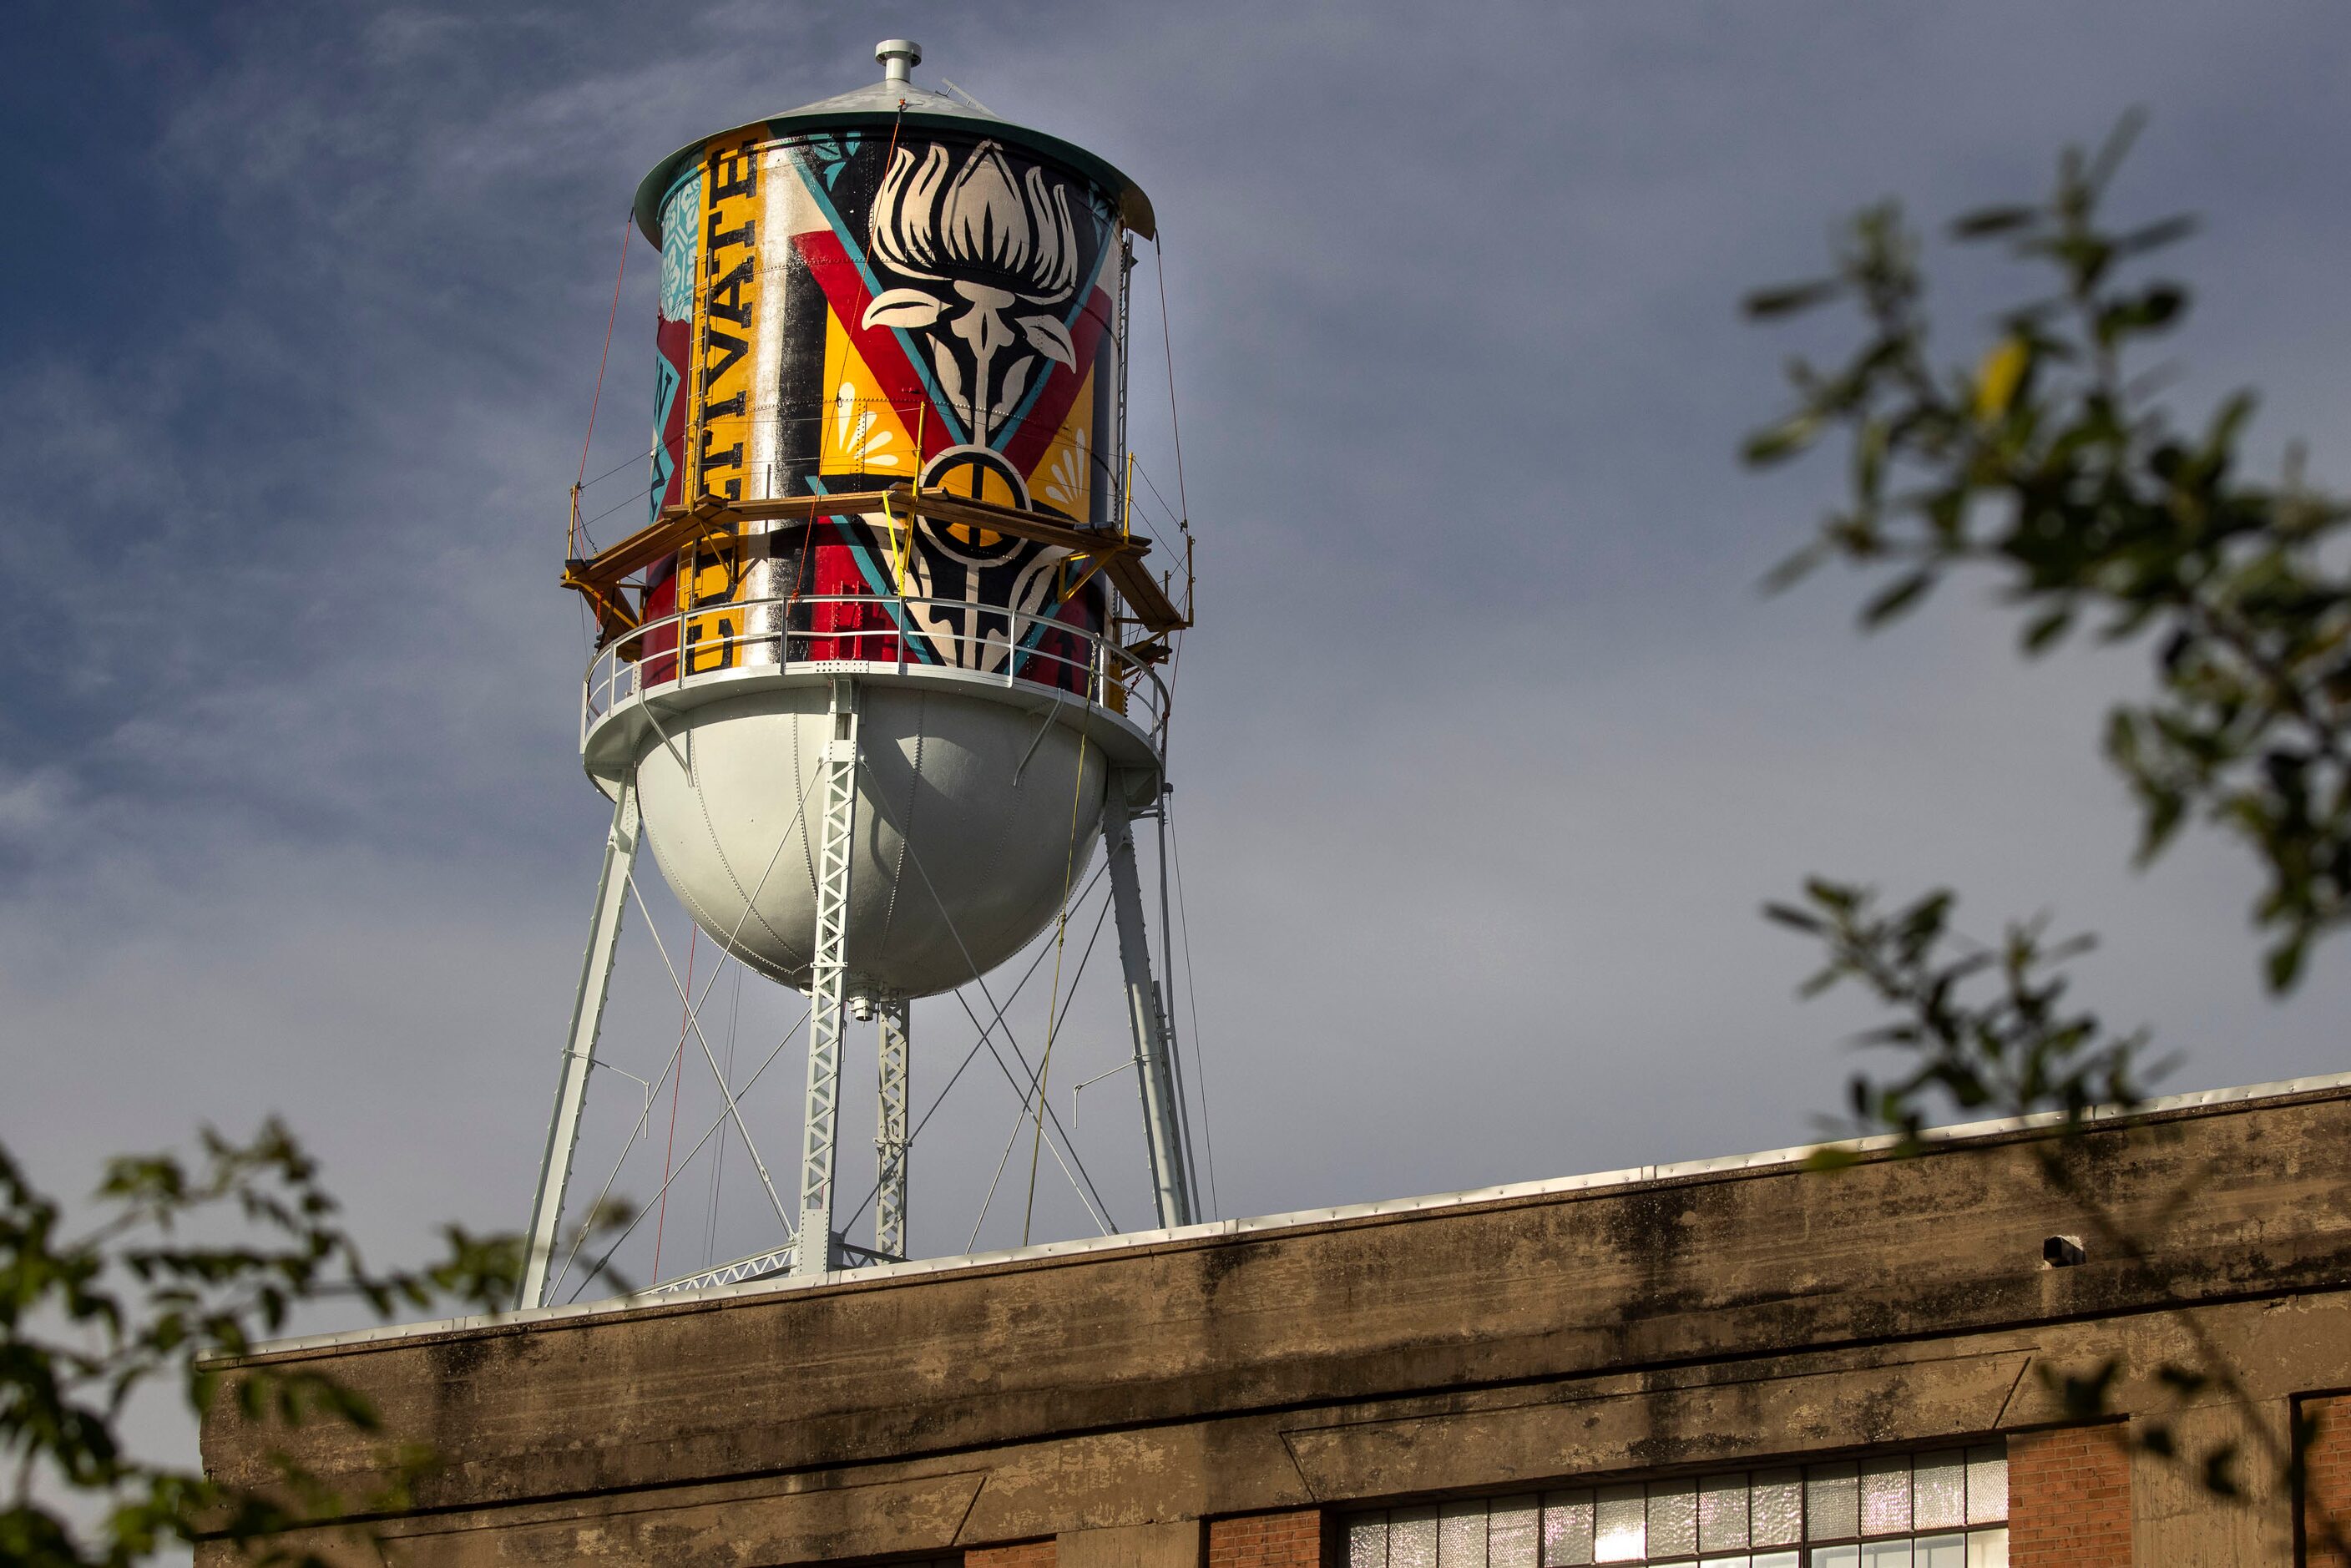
[862, 139, 1095, 444]
[658, 169, 703, 322]
[832, 383, 903, 468]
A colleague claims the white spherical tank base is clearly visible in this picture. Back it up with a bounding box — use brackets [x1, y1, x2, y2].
[584, 667, 1159, 999]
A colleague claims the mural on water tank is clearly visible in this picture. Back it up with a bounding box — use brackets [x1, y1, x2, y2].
[864, 139, 1094, 449]
[641, 124, 1124, 692]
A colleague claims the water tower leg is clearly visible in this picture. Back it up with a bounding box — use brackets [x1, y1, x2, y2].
[794, 676, 860, 1275]
[874, 996, 911, 1259]
[518, 777, 642, 1310]
[1104, 779, 1196, 1230]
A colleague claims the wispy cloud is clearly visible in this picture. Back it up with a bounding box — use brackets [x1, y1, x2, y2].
[6, 0, 2349, 1333]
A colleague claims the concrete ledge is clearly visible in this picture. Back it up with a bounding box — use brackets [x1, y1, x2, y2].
[227, 1070, 2351, 1360]
[200, 1075, 2351, 1529]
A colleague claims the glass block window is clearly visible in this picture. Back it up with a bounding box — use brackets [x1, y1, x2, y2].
[1343, 1444, 2008, 1568]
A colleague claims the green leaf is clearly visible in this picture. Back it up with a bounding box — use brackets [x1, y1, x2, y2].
[2136, 283, 2186, 327]
[1797, 966, 1842, 999]
[1861, 571, 1936, 627]
[1743, 414, 1822, 467]
[1743, 279, 1844, 319]
[1761, 540, 1829, 595]
[2204, 389, 2257, 458]
[2021, 605, 2075, 655]
[1803, 878, 1860, 911]
[2264, 937, 2307, 994]
[1854, 417, 1888, 498]
[1949, 205, 2037, 240]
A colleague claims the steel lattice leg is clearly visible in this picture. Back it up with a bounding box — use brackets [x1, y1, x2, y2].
[518, 778, 641, 1309]
[794, 677, 859, 1276]
[874, 996, 911, 1259]
[1104, 777, 1195, 1230]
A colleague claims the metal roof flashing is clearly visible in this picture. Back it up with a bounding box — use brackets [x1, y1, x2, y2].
[629, 89, 1156, 245]
[223, 1070, 2351, 1363]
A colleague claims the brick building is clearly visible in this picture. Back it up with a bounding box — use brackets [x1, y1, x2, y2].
[201, 1075, 2351, 1566]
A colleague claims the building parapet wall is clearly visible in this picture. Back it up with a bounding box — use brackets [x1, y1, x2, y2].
[199, 1077, 2351, 1565]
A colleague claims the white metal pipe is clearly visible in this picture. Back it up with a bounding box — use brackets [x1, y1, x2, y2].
[518, 777, 641, 1309]
[1104, 779, 1193, 1229]
[876, 38, 920, 86]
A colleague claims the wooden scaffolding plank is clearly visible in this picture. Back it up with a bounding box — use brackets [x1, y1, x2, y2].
[1100, 552, 1191, 634]
[560, 486, 1188, 643]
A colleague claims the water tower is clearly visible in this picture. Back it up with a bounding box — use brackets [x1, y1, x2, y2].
[518, 41, 1197, 1307]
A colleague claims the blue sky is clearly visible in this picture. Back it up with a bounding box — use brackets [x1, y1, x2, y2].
[7, 2, 2351, 1317]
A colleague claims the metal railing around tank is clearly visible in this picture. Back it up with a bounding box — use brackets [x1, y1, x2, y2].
[581, 593, 1170, 749]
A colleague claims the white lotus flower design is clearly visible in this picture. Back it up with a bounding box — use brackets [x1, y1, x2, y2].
[862, 140, 1089, 444]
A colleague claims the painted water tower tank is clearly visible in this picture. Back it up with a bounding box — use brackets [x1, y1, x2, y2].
[571, 40, 1180, 1003]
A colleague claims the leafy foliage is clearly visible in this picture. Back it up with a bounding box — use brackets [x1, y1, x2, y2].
[1763, 878, 2161, 1156]
[1, 1122, 522, 1567]
[1747, 112, 2351, 992]
[1750, 119, 2348, 1559]
[1759, 874, 2350, 1553]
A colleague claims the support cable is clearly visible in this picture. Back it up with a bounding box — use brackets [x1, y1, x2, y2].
[982, 885, 1115, 1249]
[559, 998, 814, 1305]
[604, 747, 827, 1280]
[544, 977, 694, 1301]
[628, 878, 796, 1232]
[942, 962, 1115, 1237]
[1128, 460, 1186, 539]
[960, 928, 1115, 1255]
[1020, 729, 1091, 1245]
[579, 441, 662, 496]
[668, 736, 827, 1027]
[1167, 794, 1220, 1218]
[1154, 240, 1190, 529]
[836, 862, 1109, 1233]
[1049, 892, 1119, 1098]
[576, 471, 683, 539]
[544, 753, 814, 1301]
[570, 213, 630, 558]
[703, 964, 744, 1270]
[547, 953, 795, 1301]
[1156, 795, 1204, 1212]
[968, 1094, 1031, 1252]
[857, 755, 1116, 1230]
[521, 781, 644, 1311]
[651, 925, 700, 1280]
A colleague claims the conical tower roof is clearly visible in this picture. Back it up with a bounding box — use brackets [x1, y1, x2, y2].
[632, 40, 1154, 242]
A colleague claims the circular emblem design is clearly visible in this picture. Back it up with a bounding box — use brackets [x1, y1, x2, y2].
[919, 446, 1034, 567]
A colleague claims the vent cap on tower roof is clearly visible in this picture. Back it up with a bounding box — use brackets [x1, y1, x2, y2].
[876, 38, 920, 83]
